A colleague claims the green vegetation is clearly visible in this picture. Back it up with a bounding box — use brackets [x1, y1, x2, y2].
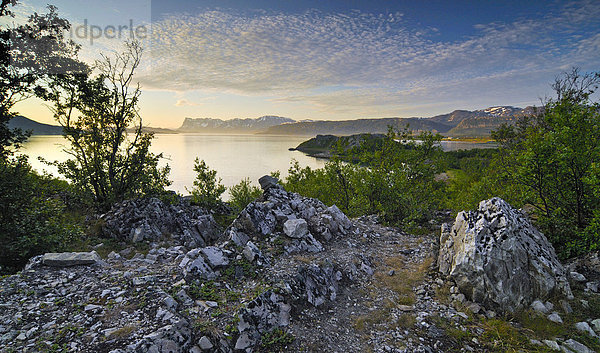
[294, 133, 385, 157]
[40, 41, 171, 211]
[287, 69, 600, 258]
[188, 158, 226, 210]
[259, 328, 295, 352]
[0, 1, 86, 274]
[229, 177, 262, 213]
[285, 127, 445, 227]
[0, 157, 83, 273]
[490, 69, 600, 257]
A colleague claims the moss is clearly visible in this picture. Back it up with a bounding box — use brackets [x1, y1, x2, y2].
[222, 258, 258, 281]
[188, 280, 220, 301]
[259, 328, 295, 352]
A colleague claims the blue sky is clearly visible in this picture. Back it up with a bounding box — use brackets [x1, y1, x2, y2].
[9, 0, 600, 128]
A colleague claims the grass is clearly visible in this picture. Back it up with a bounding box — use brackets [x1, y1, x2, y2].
[108, 326, 135, 339]
[372, 255, 432, 306]
[430, 285, 600, 353]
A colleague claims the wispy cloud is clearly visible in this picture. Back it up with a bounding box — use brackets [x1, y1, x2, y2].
[174, 99, 201, 107]
[136, 1, 600, 116]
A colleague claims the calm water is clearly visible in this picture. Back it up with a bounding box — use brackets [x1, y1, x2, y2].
[20, 135, 494, 198]
[21, 134, 327, 198]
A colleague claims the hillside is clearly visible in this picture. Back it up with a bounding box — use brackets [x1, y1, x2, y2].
[261, 106, 537, 138]
[178, 115, 295, 133]
[261, 117, 452, 136]
[7, 116, 63, 135]
[1, 180, 598, 353]
[291, 133, 386, 157]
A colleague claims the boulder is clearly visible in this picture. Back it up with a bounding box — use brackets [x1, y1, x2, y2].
[290, 263, 343, 307]
[438, 197, 572, 313]
[259, 175, 281, 191]
[283, 218, 309, 239]
[235, 290, 291, 350]
[41, 252, 102, 267]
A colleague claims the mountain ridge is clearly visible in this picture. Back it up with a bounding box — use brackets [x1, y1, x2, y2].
[260, 106, 537, 137]
[9, 106, 540, 138]
[178, 115, 295, 133]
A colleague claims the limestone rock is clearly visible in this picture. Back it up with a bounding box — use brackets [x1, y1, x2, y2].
[258, 175, 280, 190]
[283, 218, 309, 239]
[100, 197, 220, 248]
[290, 263, 343, 307]
[563, 339, 594, 353]
[41, 251, 102, 267]
[574, 322, 597, 337]
[200, 246, 229, 268]
[225, 177, 353, 255]
[548, 312, 563, 324]
[438, 197, 572, 313]
[197, 336, 213, 350]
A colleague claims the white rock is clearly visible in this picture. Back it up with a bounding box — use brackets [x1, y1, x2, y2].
[548, 312, 563, 324]
[542, 340, 560, 351]
[570, 272, 587, 282]
[201, 246, 229, 268]
[531, 300, 550, 314]
[574, 322, 597, 337]
[283, 218, 309, 239]
[242, 241, 261, 262]
[590, 318, 600, 332]
[42, 252, 102, 267]
[563, 339, 594, 353]
[438, 198, 572, 313]
[543, 339, 561, 351]
[198, 336, 213, 350]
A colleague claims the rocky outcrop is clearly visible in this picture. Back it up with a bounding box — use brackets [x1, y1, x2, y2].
[225, 179, 352, 256]
[438, 197, 572, 313]
[100, 197, 220, 248]
[235, 291, 291, 350]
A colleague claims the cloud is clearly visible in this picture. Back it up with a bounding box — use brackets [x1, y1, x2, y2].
[174, 99, 201, 107]
[134, 1, 600, 115]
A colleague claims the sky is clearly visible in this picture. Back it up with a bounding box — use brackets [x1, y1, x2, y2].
[6, 0, 600, 128]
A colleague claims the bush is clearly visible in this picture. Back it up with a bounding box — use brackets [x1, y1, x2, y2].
[188, 158, 226, 210]
[228, 177, 261, 213]
[0, 156, 82, 274]
[285, 128, 446, 227]
[492, 68, 600, 257]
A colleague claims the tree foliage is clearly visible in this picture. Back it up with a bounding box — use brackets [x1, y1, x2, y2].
[0, 1, 84, 273]
[1, 1, 83, 158]
[228, 177, 262, 213]
[188, 158, 226, 210]
[40, 41, 170, 211]
[0, 154, 83, 274]
[284, 127, 445, 226]
[492, 68, 600, 257]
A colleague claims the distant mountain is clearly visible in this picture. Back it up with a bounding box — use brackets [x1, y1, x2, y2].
[261, 106, 538, 137]
[7, 116, 63, 135]
[260, 117, 453, 136]
[178, 115, 295, 133]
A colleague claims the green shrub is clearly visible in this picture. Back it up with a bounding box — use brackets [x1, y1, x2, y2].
[228, 177, 261, 213]
[0, 156, 83, 274]
[188, 158, 226, 210]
